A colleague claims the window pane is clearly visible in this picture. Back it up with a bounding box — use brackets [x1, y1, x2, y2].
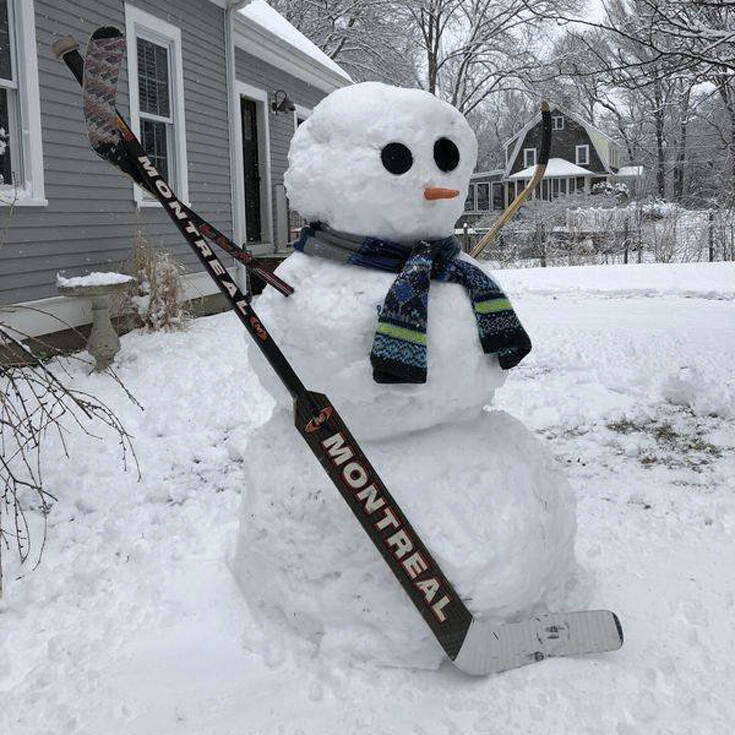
[477, 183, 489, 211]
[492, 182, 504, 210]
[464, 184, 474, 211]
[0, 88, 13, 185]
[140, 118, 169, 181]
[137, 38, 170, 117]
[0, 0, 12, 81]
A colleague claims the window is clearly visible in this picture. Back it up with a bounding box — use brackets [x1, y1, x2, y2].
[464, 183, 475, 212]
[610, 146, 619, 169]
[125, 4, 188, 207]
[492, 182, 504, 210]
[576, 144, 589, 166]
[293, 104, 312, 130]
[0, 0, 44, 205]
[524, 148, 537, 168]
[476, 182, 489, 211]
[552, 115, 564, 131]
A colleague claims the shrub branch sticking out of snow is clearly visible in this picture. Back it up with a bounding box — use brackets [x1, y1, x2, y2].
[0, 326, 140, 596]
[122, 230, 190, 332]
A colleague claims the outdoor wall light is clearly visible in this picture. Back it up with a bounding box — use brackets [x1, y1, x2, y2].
[271, 89, 295, 114]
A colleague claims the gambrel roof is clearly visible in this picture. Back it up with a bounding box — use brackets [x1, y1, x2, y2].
[504, 105, 618, 177]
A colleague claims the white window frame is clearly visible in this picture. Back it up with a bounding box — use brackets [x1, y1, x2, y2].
[523, 147, 537, 168]
[464, 182, 476, 212]
[475, 182, 490, 212]
[576, 144, 589, 166]
[0, 0, 45, 207]
[125, 3, 188, 209]
[234, 80, 273, 245]
[292, 103, 312, 130]
[552, 115, 564, 131]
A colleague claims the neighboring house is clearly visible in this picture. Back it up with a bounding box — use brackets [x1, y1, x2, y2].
[462, 106, 643, 221]
[0, 0, 351, 340]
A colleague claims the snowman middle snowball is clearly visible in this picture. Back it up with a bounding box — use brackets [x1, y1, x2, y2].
[284, 81, 478, 242]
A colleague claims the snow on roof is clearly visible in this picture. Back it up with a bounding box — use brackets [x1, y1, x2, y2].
[509, 158, 593, 179]
[238, 1, 352, 81]
[617, 165, 644, 177]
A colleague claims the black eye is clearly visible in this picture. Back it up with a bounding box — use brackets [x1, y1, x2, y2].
[434, 137, 460, 172]
[381, 142, 413, 175]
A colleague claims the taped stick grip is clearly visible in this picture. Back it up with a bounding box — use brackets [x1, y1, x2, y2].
[51, 35, 79, 60]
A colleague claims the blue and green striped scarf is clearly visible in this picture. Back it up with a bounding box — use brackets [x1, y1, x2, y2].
[294, 224, 531, 384]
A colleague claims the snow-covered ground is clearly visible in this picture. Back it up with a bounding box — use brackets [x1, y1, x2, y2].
[2, 261, 734, 734]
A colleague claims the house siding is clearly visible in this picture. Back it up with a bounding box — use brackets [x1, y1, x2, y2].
[509, 109, 606, 176]
[234, 46, 328, 248]
[0, 0, 232, 305]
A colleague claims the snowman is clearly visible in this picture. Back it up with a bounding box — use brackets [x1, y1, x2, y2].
[233, 82, 577, 669]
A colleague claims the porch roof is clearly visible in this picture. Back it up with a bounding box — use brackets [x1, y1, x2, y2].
[509, 158, 594, 179]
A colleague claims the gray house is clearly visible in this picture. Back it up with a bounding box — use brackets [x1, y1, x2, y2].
[462, 106, 643, 221]
[0, 0, 350, 339]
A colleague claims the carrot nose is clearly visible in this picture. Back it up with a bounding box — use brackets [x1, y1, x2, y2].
[424, 187, 460, 200]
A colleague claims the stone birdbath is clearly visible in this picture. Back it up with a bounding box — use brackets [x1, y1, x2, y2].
[57, 272, 136, 371]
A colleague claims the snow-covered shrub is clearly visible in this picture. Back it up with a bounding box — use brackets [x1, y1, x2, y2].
[123, 230, 190, 332]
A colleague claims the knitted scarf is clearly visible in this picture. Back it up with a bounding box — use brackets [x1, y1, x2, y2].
[294, 224, 531, 384]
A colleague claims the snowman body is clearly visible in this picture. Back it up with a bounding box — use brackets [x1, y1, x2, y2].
[232, 82, 578, 668]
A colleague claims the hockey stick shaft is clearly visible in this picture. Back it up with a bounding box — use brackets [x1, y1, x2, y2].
[51, 35, 293, 298]
[62, 29, 475, 661]
[470, 102, 552, 259]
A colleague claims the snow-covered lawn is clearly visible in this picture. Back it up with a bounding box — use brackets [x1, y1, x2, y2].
[2, 261, 734, 734]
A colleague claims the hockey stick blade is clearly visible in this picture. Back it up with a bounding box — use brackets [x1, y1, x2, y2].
[61, 28, 624, 677]
[453, 609, 623, 676]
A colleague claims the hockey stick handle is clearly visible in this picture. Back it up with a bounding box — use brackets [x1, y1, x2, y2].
[53, 36, 294, 298]
[470, 101, 552, 259]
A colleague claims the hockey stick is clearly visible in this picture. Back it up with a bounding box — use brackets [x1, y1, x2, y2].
[470, 102, 552, 259]
[50, 35, 294, 299]
[55, 27, 623, 675]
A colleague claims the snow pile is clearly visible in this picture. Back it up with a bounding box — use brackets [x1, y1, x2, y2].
[284, 82, 477, 241]
[662, 366, 734, 419]
[234, 83, 577, 668]
[56, 271, 134, 288]
[234, 406, 576, 668]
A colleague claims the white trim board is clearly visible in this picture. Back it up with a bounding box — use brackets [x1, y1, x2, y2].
[124, 3, 189, 209]
[233, 80, 274, 247]
[234, 14, 350, 93]
[0, 0, 45, 207]
[0, 269, 233, 340]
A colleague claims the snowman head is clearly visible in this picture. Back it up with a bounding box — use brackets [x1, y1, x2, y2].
[285, 82, 478, 242]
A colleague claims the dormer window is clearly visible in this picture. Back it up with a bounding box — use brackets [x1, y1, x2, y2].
[552, 115, 564, 130]
[576, 144, 589, 166]
[524, 147, 537, 168]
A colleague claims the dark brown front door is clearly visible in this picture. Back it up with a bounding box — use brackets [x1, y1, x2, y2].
[241, 98, 261, 242]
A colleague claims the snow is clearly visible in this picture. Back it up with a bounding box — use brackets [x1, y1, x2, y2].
[246, 251, 506, 439]
[509, 157, 593, 179]
[238, 0, 352, 81]
[252, 97, 573, 666]
[617, 165, 644, 177]
[285, 82, 478, 241]
[56, 272, 135, 288]
[2, 261, 735, 733]
[234, 396, 577, 669]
